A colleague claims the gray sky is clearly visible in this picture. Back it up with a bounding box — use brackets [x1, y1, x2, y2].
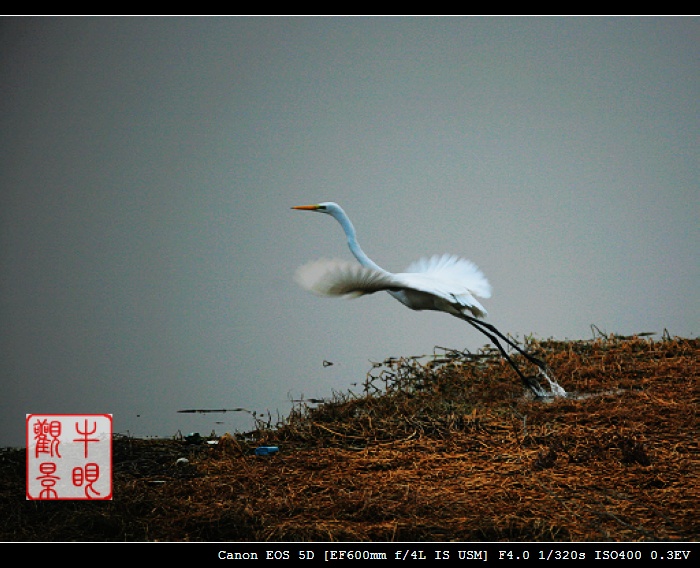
[1, 17, 697, 448]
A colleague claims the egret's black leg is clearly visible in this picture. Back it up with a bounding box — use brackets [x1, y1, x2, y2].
[459, 317, 546, 397]
[462, 315, 551, 375]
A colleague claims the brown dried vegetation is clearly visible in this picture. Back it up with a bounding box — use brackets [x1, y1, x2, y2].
[1, 334, 697, 541]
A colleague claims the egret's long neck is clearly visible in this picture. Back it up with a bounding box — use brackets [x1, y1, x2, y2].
[331, 209, 385, 272]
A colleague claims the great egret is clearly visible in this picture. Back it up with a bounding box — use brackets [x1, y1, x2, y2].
[292, 202, 563, 398]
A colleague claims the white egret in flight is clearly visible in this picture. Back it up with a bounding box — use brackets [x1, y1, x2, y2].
[292, 202, 563, 398]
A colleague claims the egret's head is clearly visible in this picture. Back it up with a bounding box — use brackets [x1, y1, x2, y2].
[292, 202, 357, 243]
[292, 201, 344, 219]
[291, 202, 341, 216]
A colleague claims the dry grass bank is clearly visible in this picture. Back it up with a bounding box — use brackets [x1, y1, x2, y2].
[1, 334, 697, 541]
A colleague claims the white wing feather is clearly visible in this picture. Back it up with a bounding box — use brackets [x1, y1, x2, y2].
[404, 254, 492, 298]
[295, 259, 402, 298]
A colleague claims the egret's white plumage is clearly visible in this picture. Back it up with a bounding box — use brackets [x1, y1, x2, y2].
[296, 255, 490, 318]
[292, 201, 564, 398]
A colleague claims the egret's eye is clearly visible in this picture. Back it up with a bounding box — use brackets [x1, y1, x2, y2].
[318, 205, 327, 210]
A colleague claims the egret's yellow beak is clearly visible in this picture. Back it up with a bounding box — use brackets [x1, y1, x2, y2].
[291, 204, 320, 210]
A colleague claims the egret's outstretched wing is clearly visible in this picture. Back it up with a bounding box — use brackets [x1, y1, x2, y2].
[295, 256, 490, 318]
[295, 259, 402, 298]
[404, 254, 492, 299]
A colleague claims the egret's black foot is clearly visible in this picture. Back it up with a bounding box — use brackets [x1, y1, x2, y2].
[523, 375, 547, 398]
